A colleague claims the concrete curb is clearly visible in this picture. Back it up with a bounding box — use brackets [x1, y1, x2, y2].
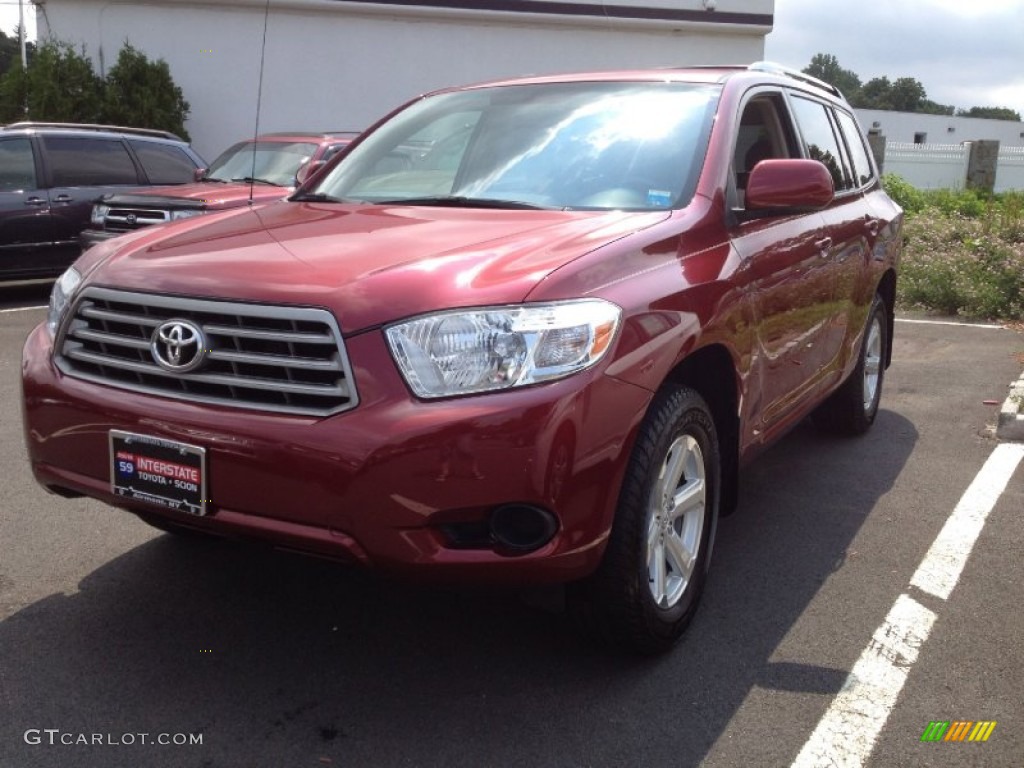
[997, 374, 1024, 441]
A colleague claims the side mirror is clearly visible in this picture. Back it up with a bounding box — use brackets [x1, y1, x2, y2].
[295, 160, 326, 187]
[745, 159, 834, 212]
[193, 168, 208, 182]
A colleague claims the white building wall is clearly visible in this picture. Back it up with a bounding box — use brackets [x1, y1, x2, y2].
[36, 0, 773, 160]
[855, 108, 1024, 149]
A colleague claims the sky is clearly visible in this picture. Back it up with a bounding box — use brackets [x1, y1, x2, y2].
[765, 0, 1024, 116]
[2, 0, 1022, 116]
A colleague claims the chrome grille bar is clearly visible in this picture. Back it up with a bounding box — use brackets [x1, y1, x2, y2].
[55, 287, 358, 416]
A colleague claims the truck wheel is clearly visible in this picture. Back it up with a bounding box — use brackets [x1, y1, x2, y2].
[569, 385, 718, 654]
[814, 294, 887, 435]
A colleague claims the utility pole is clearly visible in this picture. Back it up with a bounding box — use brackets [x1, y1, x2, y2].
[18, 0, 28, 69]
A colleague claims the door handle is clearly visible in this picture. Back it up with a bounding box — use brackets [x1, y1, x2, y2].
[52, 194, 74, 204]
[24, 196, 47, 207]
[865, 218, 881, 237]
[814, 237, 833, 253]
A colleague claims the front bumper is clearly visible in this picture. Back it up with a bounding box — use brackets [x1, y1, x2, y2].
[22, 322, 651, 583]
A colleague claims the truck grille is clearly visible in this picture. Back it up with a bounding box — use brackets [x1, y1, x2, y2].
[105, 207, 170, 231]
[55, 288, 358, 416]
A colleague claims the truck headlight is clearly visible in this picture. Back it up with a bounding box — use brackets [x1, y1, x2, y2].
[170, 209, 204, 221]
[90, 204, 109, 226]
[47, 266, 82, 336]
[385, 299, 621, 398]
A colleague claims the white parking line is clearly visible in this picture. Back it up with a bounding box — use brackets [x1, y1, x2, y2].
[791, 442, 1024, 768]
[0, 305, 47, 313]
[895, 317, 1004, 330]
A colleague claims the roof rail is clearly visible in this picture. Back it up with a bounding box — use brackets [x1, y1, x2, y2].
[747, 61, 844, 99]
[1, 121, 185, 141]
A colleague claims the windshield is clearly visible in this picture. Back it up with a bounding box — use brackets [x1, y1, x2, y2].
[206, 141, 319, 186]
[309, 82, 719, 211]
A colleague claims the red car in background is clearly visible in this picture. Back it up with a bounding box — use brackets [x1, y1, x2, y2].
[79, 131, 357, 246]
[23, 64, 901, 653]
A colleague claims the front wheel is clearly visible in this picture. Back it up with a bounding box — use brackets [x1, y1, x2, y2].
[813, 294, 887, 435]
[569, 385, 719, 654]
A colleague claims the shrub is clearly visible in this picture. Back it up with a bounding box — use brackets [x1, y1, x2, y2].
[0, 38, 189, 140]
[102, 43, 190, 141]
[898, 208, 1024, 320]
[882, 173, 926, 213]
[0, 40, 103, 123]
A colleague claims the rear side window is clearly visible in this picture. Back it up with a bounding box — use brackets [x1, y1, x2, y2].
[129, 140, 198, 184]
[790, 96, 853, 192]
[834, 110, 874, 188]
[0, 138, 37, 190]
[43, 137, 139, 187]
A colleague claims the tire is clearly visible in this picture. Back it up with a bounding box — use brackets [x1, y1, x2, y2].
[569, 385, 719, 654]
[813, 295, 887, 436]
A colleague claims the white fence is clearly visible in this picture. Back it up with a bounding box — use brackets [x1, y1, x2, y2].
[879, 141, 1024, 193]
[996, 146, 1024, 193]
[883, 143, 970, 190]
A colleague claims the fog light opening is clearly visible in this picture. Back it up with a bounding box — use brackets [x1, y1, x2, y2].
[490, 504, 558, 553]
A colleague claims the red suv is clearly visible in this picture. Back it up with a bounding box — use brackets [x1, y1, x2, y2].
[79, 132, 357, 246]
[22, 64, 902, 653]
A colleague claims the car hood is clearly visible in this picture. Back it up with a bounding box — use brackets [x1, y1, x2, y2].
[83, 201, 670, 332]
[102, 181, 288, 210]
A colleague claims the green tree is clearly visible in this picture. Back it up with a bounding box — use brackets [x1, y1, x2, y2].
[856, 76, 894, 110]
[920, 99, 955, 116]
[100, 43, 190, 140]
[888, 77, 927, 112]
[803, 53, 861, 99]
[957, 106, 1022, 122]
[0, 39, 103, 123]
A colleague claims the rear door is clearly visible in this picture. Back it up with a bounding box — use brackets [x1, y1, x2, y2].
[0, 136, 58, 279]
[789, 96, 879, 379]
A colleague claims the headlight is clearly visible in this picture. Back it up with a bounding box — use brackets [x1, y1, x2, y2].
[47, 266, 82, 336]
[385, 299, 621, 398]
[90, 204, 109, 226]
[170, 209, 204, 221]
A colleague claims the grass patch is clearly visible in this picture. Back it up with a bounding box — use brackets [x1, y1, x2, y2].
[884, 175, 1024, 321]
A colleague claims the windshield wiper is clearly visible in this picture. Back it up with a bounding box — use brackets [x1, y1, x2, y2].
[230, 177, 279, 186]
[292, 192, 345, 203]
[373, 195, 552, 210]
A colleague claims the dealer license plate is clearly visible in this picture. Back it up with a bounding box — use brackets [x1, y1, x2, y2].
[110, 430, 207, 516]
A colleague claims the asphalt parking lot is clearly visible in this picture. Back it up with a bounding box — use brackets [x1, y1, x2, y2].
[1, 284, 1022, 768]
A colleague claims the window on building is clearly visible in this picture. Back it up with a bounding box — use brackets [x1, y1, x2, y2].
[914, 132, 927, 144]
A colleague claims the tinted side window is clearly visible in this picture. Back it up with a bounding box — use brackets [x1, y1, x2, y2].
[834, 110, 874, 188]
[129, 140, 198, 184]
[43, 137, 139, 186]
[790, 96, 853, 191]
[0, 138, 37, 190]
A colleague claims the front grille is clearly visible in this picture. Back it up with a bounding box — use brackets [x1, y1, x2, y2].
[56, 288, 358, 416]
[105, 207, 169, 231]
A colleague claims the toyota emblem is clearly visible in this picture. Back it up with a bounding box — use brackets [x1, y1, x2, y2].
[151, 319, 207, 372]
[125, 213, 137, 225]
